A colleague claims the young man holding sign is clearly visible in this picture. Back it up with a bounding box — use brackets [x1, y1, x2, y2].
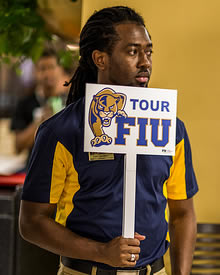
[19, 6, 198, 275]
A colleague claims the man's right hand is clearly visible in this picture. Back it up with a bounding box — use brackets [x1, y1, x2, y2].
[102, 233, 146, 267]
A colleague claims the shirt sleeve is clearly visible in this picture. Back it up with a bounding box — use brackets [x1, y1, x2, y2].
[166, 119, 198, 200]
[22, 123, 67, 203]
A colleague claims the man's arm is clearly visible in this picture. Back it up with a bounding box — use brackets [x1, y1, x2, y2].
[168, 198, 197, 275]
[19, 200, 145, 267]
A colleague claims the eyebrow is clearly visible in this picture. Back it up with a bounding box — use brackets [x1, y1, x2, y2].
[127, 42, 153, 48]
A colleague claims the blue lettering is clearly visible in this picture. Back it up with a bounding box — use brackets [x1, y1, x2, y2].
[150, 100, 159, 111]
[137, 118, 148, 146]
[115, 117, 135, 145]
[150, 119, 171, 147]
[130, 99, 139, 110]
[140, 100, 149, 110]
[130, 99, 170, 112]
[161, 101, 170, 112]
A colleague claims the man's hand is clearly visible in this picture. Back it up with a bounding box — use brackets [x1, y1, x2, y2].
[102, 233, 146, 267]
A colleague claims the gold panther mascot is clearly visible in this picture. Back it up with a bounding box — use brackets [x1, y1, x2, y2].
[89, 88, 127, 147]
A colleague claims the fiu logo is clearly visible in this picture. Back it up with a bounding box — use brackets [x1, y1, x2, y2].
[89, 88, 127, 147]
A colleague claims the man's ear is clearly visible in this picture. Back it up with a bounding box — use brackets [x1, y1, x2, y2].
[92, 50, 109, 71]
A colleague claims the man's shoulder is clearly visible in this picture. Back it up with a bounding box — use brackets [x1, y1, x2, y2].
[176, 117, 188, 144]
[176, 117, 184, 128]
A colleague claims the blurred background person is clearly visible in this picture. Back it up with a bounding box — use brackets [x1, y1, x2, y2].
[10, 48, 70, 171]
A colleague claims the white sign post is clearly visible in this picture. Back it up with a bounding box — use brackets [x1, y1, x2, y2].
[123, 152, 137, 237]
[84, 83, 177, 238]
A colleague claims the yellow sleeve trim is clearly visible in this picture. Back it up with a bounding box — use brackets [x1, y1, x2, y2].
[163, 181, 170, 242]
[50, 142, 80, 226]
[50, 142, 67, 203]
[167, 138, 187, 200]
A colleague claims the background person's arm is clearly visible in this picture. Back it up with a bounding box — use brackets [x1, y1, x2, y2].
[15, 106, 53, 153]
[19, 200, 145, 268]
[15, 122, 40, 153]
[168, 198, 197, 275]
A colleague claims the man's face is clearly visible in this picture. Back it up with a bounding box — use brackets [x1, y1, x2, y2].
[103, 23, 153, 87]
[35, 56, 60, 92]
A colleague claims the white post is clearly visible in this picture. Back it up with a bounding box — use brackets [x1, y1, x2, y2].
[122, 152, 137, 238]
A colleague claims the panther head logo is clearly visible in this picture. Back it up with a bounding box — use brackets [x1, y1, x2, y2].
[89, 88, 127, 147]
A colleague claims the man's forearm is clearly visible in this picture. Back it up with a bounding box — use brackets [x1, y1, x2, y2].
[19, 200, 144, 268]
[168, 198, 197, 275]
[20, 212, 106, 263]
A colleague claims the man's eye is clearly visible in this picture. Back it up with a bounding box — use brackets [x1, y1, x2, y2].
[129, 49, 137, 56]
[146, 50, 153, 57]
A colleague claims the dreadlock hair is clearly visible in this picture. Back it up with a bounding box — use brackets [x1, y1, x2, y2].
[65, 6, 146, 106]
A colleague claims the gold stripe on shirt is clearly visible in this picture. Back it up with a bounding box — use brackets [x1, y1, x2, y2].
[50, 141, 80, 226]
[167, 138, 187, 200]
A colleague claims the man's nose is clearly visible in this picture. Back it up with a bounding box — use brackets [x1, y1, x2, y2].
[137, 52, 151, 69]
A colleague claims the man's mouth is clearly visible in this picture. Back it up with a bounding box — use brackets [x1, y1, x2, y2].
[135, 70, 150, 85]
[135, 76, 149, 83]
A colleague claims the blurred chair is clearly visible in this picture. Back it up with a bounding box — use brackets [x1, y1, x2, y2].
[191, 223, 220, 275]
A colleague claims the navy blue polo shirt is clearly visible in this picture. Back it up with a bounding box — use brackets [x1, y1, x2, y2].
[22, 97, 198, 268]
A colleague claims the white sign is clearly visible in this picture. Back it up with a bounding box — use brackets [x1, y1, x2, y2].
[84, 83, 177, 155]
[84, 83, 177, 238]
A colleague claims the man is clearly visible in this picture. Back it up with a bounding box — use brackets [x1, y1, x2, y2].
[11, 48, 67, 169]
[19, 6, 198, 275]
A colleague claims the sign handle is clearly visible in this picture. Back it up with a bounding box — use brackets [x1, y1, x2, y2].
[122, 152, 137, 238]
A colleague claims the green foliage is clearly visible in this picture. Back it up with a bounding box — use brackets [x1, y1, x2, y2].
[58, 49, 77, 69]
[0, 0, 77, 70]
[0, 0, 49, 65]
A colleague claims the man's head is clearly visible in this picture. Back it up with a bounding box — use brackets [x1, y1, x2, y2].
[93, 23, 152, 88]
[66, 6, 152, 105]
[35, 48, 61, 97]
